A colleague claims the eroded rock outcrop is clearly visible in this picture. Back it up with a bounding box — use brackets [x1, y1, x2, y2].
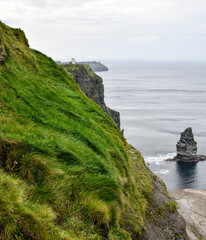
[134, 168, 189, 240]
[128, 148, 189, 240]
[64, 64, 120, 129]
[176, 127, 197, 161]
[0, 45, 6, 65]
[167, 128, 206, 162]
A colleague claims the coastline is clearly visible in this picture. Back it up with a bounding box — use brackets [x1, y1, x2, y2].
[169, 189, 206, 240]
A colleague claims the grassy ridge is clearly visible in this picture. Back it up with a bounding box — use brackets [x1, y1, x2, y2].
[0, 21, 152, 239]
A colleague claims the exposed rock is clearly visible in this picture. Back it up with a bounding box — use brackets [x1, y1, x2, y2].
[105, 106, 120, 129]
[138, 170, 189, 240]
[167, 128, 206, 162]
[169, 189, 206, 240]
[0, 45, 6, 65]
[176, 128, 197, 159]
[124, 147, 189, 240]
[63, 64, 120, 129]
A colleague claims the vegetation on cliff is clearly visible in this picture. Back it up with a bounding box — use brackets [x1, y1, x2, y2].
[0, 21, 154, 239]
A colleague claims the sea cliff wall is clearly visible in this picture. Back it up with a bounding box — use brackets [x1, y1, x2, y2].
[64, 64, 121, 129]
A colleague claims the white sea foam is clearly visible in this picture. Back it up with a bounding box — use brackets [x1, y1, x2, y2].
[145, 152, 176, 164]
[154, 169, 171, 175]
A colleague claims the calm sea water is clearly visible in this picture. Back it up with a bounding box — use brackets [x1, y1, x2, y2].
[98, 60, 206, 190]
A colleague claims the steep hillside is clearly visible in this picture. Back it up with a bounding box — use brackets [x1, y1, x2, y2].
[0, 21, 188, 240]
[63, 64, 120, 129]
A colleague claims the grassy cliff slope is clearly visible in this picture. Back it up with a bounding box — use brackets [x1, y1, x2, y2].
[0, 21, 153, 239]
[0, 21, 188, 240]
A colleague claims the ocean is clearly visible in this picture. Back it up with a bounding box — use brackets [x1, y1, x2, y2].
[98, 60, 206, 190]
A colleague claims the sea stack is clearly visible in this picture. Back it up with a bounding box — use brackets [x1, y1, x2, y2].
[176, 127, 197, 161]
[168, 127, 206, 162]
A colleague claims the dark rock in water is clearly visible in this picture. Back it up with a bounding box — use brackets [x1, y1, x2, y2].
[167, 127, 206, 162]
[0, 46, 6, 65]
[176, 127, 197, 160]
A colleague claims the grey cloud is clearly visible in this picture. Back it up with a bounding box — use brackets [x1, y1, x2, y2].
[0, 0, 206, 60]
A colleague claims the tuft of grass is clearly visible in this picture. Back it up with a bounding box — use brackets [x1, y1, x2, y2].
[166, 200, 177, 213]
[0, 170, 70, 240]
[0, 137, 51, 184]
[87, 198, 111, 227]
[149, 199, 178, 222]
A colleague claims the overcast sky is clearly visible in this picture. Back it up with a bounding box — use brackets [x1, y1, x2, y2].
[1, 0, 206, 61]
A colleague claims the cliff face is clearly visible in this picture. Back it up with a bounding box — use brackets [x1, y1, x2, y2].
[64, 64, 121, 129]
[0, 21, 188, 240]
[140, 170, 188, 240]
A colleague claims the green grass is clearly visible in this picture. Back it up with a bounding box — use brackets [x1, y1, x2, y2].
[0, 21, 153, 239]
[166, 200, 177, 213]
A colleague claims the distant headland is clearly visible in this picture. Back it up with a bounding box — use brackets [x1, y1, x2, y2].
[55, 58, 108, 72]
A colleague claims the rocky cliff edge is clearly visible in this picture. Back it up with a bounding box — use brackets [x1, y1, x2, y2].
[63, 64, 121, 129]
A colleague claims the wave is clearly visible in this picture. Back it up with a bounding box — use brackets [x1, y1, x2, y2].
[147, 89, 206, 93]
[154, 169, 171, 175]
[112, 88, 206, 94]
[145, 152, 176, 164]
